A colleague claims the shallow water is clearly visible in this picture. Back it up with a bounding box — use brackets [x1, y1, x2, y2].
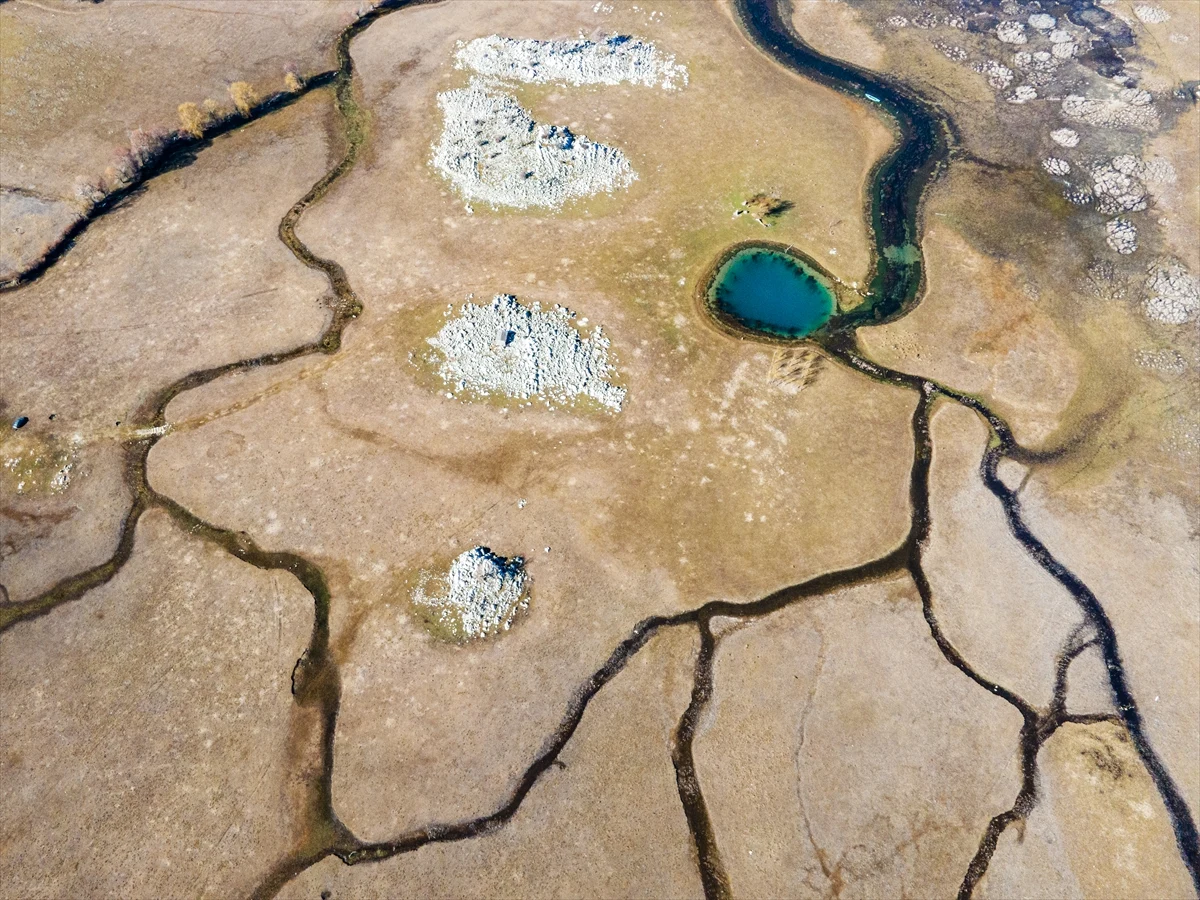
[710, 247, 835, 338]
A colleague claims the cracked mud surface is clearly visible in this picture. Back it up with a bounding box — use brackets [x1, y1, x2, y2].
[1, 1, 1197, 898]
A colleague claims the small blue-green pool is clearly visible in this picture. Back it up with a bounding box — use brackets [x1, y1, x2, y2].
[707, 246, 836, 339]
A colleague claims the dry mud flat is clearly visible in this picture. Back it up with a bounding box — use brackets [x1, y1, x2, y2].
[0, 92, 332, 602]
[0, 0, 1198, 898]
[0, 0, 365, 280]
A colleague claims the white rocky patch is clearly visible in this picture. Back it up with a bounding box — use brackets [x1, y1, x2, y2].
[1050, 127, 1080, 147]
[1143, 261, 1199, 324]
[975, 60, 1014, 90]
[1062, 90, 1159, 131]
[432, 81, 634, 209]
[456, 35, 687, 90]
[1139, 156, 1176, 184]
[886, 15, 908, 28]
[428, 293, 626, 411]
[1134, 5, 1170, 24]
[996, 21, 1028, 44]
[1091, 158, 1149, 214]
[1009, 85, 1038, 103]
[1042, 157, 1070, 176]
[413, 546, 529, 640]
[1106, 217, 1138, 255]
[1052, 40, 1076, 59]
[1028, 13, 1056, 30]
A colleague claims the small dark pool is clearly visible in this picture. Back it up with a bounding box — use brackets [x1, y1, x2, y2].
[708, 246, 835, 339]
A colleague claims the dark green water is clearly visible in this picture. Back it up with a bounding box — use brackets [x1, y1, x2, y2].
[734, 0, 944, 329]
[710, 248, 835, 338]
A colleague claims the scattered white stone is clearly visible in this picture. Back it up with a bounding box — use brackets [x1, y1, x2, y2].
[1106, 217, 1138, 254]
[1135, 348, 1187, 373]
[1028, 13, 1056, 30]
[1049, 29, 1074, 43]
[1009, 85, 1038, 103]
[1063, 90, 1159, 131]
[1134, 5, 1170, 24]
[456, 35, 687, 90]
[1051, 127, 1080, 147]
[1169, 33, 1189, 44]
[1143, 261, 1199, 324]
[1064, 186, 1093, 205]
[428, 293, 626, 411]
[413, 546, 529, 640]
[432, 81, 634, 210]
[1042, 157, 1070, 176]
[997, 21, 1028, 44]
[886, 15, 908, 28]
[975, 60, 1014, 90]
[935, 42, 968, 61]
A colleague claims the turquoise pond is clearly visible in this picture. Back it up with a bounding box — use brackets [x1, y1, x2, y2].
[708, 247, 835, 338]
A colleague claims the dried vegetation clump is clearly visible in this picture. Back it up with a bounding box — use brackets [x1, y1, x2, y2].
[734, 193, 794, 227]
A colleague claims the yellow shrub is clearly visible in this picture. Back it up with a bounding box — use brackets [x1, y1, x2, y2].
[229, 81, 257, 116]
[177, 102, 206, 138]
[284, 71, 302, 93]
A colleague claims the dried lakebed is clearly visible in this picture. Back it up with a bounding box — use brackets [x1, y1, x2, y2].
[0, 0, 1196, 898]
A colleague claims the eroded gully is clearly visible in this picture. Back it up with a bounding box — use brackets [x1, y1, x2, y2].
[0, 0, 1196, 898]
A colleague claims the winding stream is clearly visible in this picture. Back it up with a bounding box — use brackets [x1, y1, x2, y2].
[1, 0, 1196, 897]
[734, 0, 946, 329]
[731, 0, 1200, 893]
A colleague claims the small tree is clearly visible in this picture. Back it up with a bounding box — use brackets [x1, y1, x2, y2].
[128, 127, 170, 168]
[229, 81, 257, 116]
[178, 102, 206, 138]
[108, 149, 138, 188]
